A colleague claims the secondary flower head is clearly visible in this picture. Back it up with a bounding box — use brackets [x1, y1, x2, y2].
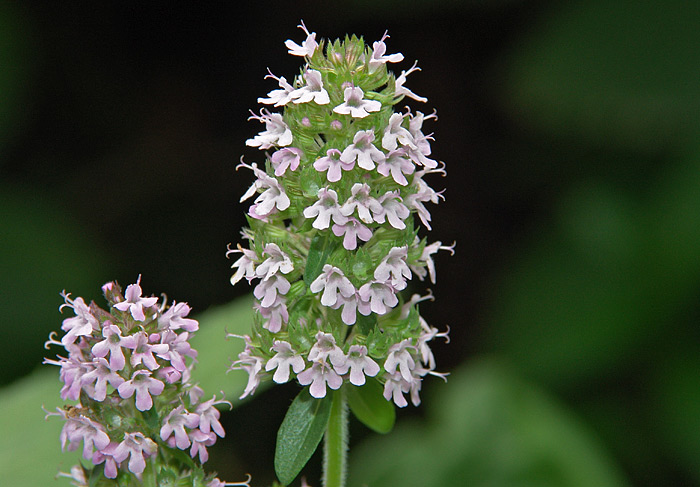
[45, 279, 236, 485]
[229, 24, 452, 410]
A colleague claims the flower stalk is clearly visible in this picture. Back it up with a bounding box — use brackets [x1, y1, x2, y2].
[322, 388, 349, 487]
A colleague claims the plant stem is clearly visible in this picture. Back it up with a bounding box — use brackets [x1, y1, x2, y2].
[322, 387, 348, 487]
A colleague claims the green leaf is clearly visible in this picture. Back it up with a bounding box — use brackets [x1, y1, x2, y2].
[303, 232, 336, 286]
[347, 379, 395, 434]
[275, 388, 332, 486]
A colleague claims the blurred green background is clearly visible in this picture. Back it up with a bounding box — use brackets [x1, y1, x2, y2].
[2, 1, 699, 486]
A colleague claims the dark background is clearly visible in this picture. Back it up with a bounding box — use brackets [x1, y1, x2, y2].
[2, 1, 700, 486]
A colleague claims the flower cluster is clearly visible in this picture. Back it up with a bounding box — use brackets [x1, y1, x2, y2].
[45, 277, 238, 486]
[229, 24, 452, 408]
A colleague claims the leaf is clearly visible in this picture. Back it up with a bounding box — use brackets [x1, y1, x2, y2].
[275, 388, 332, 486]
[303, 232, 336, 286]
[347, 379, 395, 434]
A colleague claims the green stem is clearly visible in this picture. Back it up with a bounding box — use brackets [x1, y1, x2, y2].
[322, 387, 348, 487]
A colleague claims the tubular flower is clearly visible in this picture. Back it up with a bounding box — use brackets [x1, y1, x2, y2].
[45, 279, 235, 484]
[229, 25, 452, 408]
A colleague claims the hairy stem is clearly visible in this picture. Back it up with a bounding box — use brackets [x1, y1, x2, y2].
[322, 387, 348, 487]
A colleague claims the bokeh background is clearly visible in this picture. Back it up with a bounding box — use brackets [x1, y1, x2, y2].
[2, 1, 700, 486]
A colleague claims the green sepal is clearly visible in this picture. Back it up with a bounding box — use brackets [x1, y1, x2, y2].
[347, 378, 396, 434]
[274, 387, 332, 486]
[303, 232, 337, 286]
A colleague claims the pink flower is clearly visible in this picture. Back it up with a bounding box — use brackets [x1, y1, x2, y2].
[382, 113, 416, 151]
[384, 339, 416, 382]
[113, 277, 158, 322]
[255, 243, 293, 281]
[253, 274, 290, 308]
[297, 360, 343, 398]
[238, 161, 291, 217]
[314, 148, 354, 182]
[113, 432, 157, 474]
[81, 358, 125, 401]
[160, 405, 200, 450]
[91, 323, 127, 371]
[196, 394, 230, 438]
[332, 217, 373, 251]
[189, 429, 216, 463]
[292, 69, 330, 105]
[59, 293, 98, 345]
[374, 191, 410, 230]
[307, 332, 346, 368]
[158, 302, 198, 332]
[339, 183, 382, 224]
[117, 370, 165, 411]
[270, 147, 303, 176]
[121, 331, 168, 370]
[227, 243, 259, 286]
[395, 61, 427, 103]
[258, 69, 297, 106]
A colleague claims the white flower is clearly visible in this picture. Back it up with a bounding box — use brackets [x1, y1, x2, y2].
[238, 162, 291, 218]
[368, 32, 404, 72]
[314, 148, 354, 182]
[332, 217, 373, 251]
[255, 243, 293, 281]
[292, 69, 330, 105]
[373, 191, 410, 230]
[395, 61, 427, 103]
[374, 246, 412, 291]
[258, 69, 297, 106]
[333, 86, 381, 119]
[303, 187, 348, 229]
[285, 21, 318, 57]
[309, 265, 355, 308]
[246, 110, 292, 150]
[377, 148, 415, 186]
[340, 129, 386, 170]
[265, 340, 305, 384]
[334, 345, 379, 386]
[226, 243, 258, 286]
[339, 183, 382, 224]
[297, 360, 343, 398]
[382, 112, 416, 151]
[358, 280, 398, 315]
